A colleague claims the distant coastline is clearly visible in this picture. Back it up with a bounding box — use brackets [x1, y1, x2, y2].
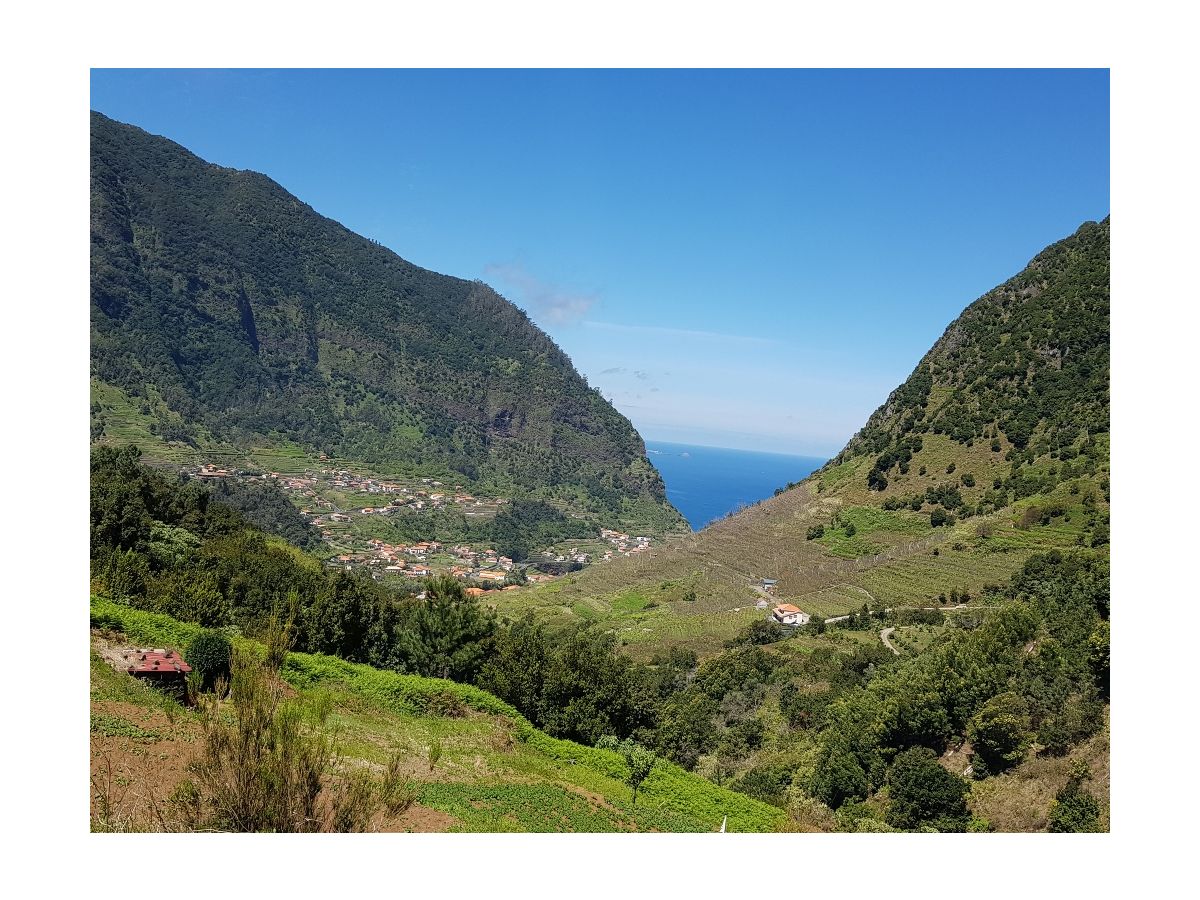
[645, 440, 826, 530]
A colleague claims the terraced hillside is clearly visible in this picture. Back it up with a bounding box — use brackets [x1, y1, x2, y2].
[493, 220, 1110, 658]
[89, 598, 785, 833]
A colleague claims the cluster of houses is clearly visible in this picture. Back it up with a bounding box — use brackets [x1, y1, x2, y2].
[188, 464, 504, 523]
[327, 538, 517, 584]
[599, 528, 652, 559]
[186, 461, 655, 589]
[541, 546, 592, 565]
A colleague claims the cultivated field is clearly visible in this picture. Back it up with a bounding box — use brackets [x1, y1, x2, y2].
[90, 598, 786, 833]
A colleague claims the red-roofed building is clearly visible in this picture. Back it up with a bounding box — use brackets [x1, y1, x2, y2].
[124, 648, 192, 697]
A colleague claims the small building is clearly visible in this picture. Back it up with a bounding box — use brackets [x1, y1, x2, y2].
[772, 604, 811, 626]
[755, 598, 769, 610]
[760, 578, 778, 592]
[125, 648, 192, 698]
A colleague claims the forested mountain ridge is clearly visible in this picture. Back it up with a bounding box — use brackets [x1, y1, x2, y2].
[90, 112, 682, 530]
[830, 217, 1109, 490]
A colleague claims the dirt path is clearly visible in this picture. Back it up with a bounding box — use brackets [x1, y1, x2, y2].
[880, 626, 900, 656]
[843, 584, 881, 607]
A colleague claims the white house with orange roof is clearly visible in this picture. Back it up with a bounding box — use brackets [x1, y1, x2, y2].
[772, 604, 811, 626]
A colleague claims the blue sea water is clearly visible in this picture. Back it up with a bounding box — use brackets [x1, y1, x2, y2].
[646, 440, 827, 531]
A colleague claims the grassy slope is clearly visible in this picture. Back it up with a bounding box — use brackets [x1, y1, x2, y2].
[89, 597, 786, 833]
[968, 718, 1110, 832]
[488, 467, 1103, 660]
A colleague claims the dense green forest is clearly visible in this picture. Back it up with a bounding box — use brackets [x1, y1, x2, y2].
[203, 477, 324, 551]
[89, 112, 682, 529]
[831, 218, 1109, 494]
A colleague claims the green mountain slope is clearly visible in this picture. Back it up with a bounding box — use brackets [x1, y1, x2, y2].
[90, 597, 785, 833]
[90, 112, 682, 531]
[835, 216, 1109, 490]
[494, 219, 1110, 657]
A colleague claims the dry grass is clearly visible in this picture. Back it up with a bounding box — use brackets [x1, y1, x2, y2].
[493, 466, 1097, 658]
[969, 718, 1110, 832]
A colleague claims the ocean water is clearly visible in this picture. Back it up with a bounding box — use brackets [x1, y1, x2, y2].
[646, 440, 826, 531]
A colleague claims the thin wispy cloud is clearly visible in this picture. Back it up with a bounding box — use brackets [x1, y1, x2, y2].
[484, 262, 596, 326]
[599, 366, 626, 375]
[581, 320, 780, 345]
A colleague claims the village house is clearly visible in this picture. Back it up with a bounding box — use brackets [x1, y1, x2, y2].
[772, 604, 811, 626]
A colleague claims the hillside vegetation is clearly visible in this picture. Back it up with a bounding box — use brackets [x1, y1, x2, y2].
[89, 598, 785, 833]
[88, 130, 1109, 832]
[90, 112, 682, 533]
[496, 219, 1110, 658]
[90, 423, 1109, 832]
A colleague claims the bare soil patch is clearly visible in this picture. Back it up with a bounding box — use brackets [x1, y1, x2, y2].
[90, 702, 202, 830]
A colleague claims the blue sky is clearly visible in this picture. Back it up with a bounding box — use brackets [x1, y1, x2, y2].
[90, 69, 1109, 456]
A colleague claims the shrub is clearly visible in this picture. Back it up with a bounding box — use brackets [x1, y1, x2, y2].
[185, 630, 232, 691]
[968, 692, 1031, 777]
[380, 752, 418, 816]
[726, 619, 787, 647]
[886, 747, 970, 831]
[961, 473, 976, 487]
[806, 525, 825, 540]
[930, 508, 955, 528]
[1047, 762, 1102, 832]
[810, 741, 868, 809]
[193, 647, 376, 832]
[598, 737, 657, 807]
[428, 739, 444, 772]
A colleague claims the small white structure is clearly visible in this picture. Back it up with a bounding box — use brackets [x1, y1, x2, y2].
[755, 598, 769, 610]
[772, 604, 811, 626]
